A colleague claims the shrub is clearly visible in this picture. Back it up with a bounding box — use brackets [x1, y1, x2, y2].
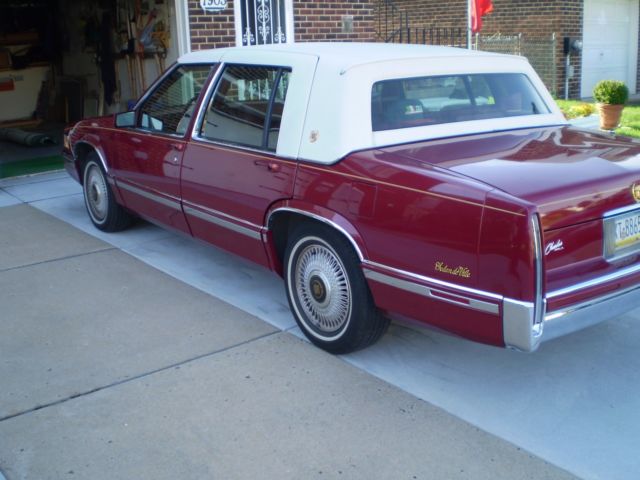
[593, 80, 629, 105]
[569, 103, 596, 118]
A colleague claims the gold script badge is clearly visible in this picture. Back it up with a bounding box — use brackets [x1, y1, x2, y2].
[632, 183, 640, 203]
[435, 261, 471, 278]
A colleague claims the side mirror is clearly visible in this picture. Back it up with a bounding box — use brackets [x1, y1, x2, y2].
[115, 111, 136, 128]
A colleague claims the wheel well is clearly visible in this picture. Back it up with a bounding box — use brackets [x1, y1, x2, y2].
[73, 143, 95, 184]
[268, 211, 362, 267]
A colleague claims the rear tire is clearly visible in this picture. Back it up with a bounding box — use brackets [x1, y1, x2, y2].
[82, 153, 133, 232]
[284, 223, 389, 354]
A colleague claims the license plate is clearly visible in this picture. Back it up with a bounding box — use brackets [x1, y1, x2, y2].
[604, 209, 640, 259]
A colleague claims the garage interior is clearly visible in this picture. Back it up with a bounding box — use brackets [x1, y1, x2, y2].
[0, 0, 180, 177]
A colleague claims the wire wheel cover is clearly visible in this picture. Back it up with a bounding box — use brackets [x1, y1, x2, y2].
[85, 164, 108, 222]
[294, 242, 352, 334]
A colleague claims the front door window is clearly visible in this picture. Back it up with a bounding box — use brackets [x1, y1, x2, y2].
[138, 65, 212, 136]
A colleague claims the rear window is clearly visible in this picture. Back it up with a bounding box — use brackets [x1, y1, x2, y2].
[371, 73, 550, 132]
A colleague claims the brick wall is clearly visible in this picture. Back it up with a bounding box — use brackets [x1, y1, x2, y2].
[391, 0, 568, 35]
[187, 0, 376, 52]
[391, 0, 583, 97]
[391, 0, 465, 29]
[557, 1, 583, 99]
[395, 0, 583, 97]
[188, 0, 237, 51]
[294, 0, 376, 42]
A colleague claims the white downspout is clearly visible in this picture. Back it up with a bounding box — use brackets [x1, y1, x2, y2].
[174, 0, 192, 55]
[467, 0, 473, 49]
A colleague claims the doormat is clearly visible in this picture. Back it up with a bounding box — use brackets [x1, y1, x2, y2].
[0, 155, 64, 179]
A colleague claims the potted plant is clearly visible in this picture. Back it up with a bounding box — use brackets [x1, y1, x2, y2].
[593, 80, 629, 130]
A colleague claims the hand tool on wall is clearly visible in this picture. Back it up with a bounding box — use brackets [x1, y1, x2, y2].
[135, 0, 146, 91]
[126, 54, 136, 98]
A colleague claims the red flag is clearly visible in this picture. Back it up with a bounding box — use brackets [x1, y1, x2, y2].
[471, 0, 493, 33]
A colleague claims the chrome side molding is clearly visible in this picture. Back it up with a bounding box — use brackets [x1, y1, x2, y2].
[363, 268, 500, 315]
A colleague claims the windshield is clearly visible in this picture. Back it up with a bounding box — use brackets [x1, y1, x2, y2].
[372, 73, 550, 132]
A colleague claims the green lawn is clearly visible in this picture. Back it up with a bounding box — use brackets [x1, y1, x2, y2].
[616, 104, 640, 139]
[556, 99, 640, 139]
[556, 99, 596, 119]
[0, 155, 64, 179]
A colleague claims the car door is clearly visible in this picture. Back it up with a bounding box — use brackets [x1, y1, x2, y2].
[109, 64, 213, 232]
[181, 55, 317, 267]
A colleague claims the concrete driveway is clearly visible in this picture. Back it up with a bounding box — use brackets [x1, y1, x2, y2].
[0, 171, 636, 479]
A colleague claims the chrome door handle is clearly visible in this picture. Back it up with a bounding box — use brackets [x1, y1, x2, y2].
[254, 160, 280, 172]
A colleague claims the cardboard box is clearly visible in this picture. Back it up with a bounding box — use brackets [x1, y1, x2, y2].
[0, 78, 15, 92]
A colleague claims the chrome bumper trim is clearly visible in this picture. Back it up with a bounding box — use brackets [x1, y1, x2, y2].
[504, 282, 640, 352]
[543, 282, 640, 343]
[502, 298, 546, 352]
[546, 262, 640, 299]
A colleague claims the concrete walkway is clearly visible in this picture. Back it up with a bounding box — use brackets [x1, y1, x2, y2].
[0, 183, 578, 479]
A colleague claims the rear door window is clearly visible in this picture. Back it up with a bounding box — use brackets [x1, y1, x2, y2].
[372, 73, 550, 131]
[200, 65, 291, 151]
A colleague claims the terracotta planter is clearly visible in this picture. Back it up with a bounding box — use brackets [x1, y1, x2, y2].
[597, 103, 625, 130]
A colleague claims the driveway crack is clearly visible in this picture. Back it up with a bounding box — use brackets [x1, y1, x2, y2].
[0, 248, 117, 274]
[0, 330, 281, 423]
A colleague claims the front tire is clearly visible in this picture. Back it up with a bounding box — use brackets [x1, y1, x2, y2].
[284, 223, 389, 354]
[82, 153, 132, 232]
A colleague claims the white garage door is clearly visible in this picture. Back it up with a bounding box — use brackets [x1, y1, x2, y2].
[581, 0, 639, 97]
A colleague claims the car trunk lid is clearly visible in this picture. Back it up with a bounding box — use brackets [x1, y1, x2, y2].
[380, 126, 640, 231]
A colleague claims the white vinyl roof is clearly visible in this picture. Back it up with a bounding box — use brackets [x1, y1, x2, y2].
[180, 42, 492, 70]
[179, 43, 567, 164]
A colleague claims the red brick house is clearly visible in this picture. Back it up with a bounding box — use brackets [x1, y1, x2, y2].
[181, 0, 639, 99]
[382, 0, 640, 99]
[185, 1, 377, 50]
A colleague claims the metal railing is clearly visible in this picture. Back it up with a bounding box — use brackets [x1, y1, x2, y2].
[405, 26, 467, 48]
[375, 0, 558, 97]
[376, 0, 409, 43]
[475, 32, 558, 96]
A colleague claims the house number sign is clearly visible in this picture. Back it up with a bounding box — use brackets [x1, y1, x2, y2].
[200, 0, 227, 12]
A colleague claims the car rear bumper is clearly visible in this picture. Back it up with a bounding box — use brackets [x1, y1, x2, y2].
[504, 264, 640, 352]
[544, 282, 640, 342]
[364, 258, 640, 353]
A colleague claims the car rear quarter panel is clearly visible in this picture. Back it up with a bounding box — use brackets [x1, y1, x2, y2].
[478, 190, 537, 301]
[294, 149, 516, 346]
[296, 150, 494, 287]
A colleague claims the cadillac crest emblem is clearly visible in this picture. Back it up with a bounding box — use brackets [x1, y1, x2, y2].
[633, 183, 640, 203]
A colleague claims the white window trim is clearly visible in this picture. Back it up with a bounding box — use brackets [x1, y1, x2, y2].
[234, 0, 295, 47]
